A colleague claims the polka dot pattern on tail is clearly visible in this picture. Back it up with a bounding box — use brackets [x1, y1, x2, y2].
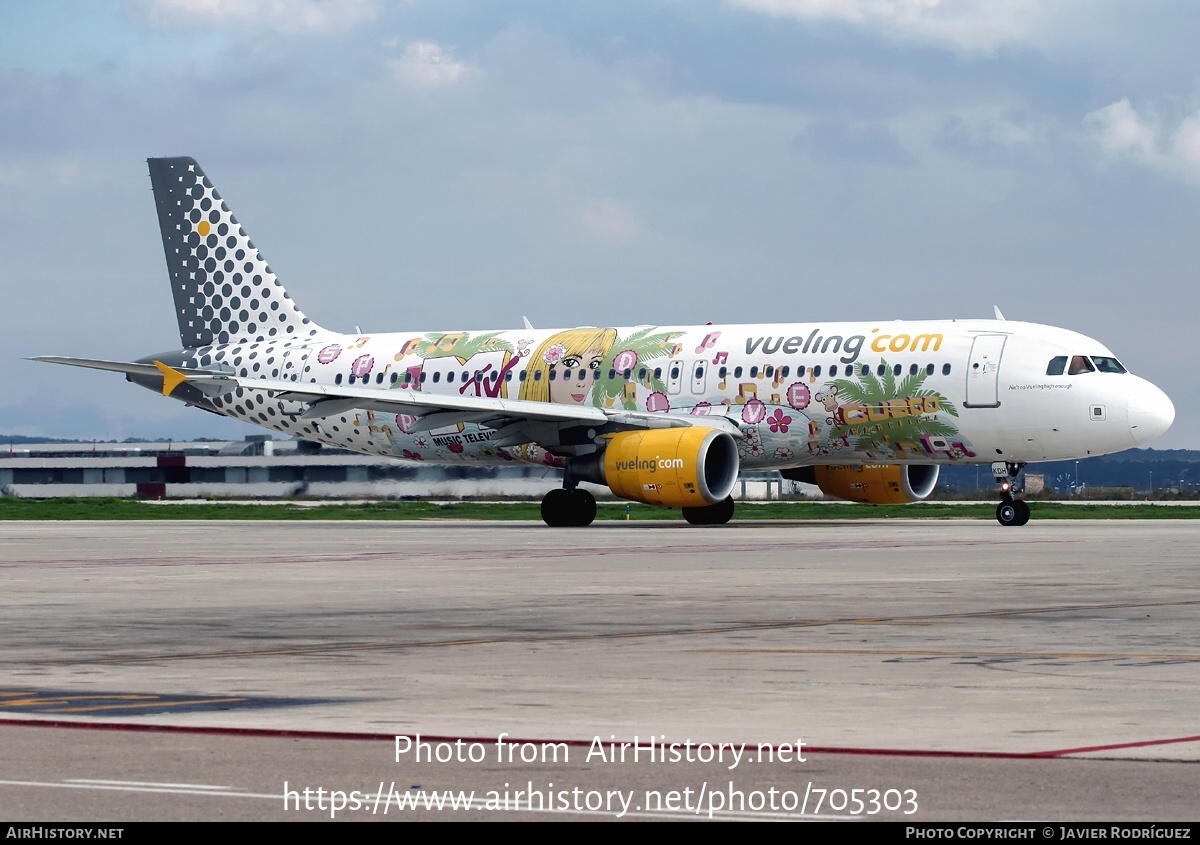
[148, 157, 320, 349]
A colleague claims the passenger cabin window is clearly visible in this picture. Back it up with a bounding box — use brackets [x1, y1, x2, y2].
[1068, 355, 1095, 375]
[1091, 356, 1127, 373]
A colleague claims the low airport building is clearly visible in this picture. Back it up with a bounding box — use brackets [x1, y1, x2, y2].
[0, 437, 791, 500]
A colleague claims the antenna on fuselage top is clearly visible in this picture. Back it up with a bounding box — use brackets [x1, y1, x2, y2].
[522, 316, 535, 330]
[993, 306, 1006, 321]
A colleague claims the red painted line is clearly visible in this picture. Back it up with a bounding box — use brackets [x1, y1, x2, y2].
[1030, 734, 1200, 758]
[4, 718, 1193, 759]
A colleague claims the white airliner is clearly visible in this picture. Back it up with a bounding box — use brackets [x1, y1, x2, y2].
[35, 157, 1175, 526]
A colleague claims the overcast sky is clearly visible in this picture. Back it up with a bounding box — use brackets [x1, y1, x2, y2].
[2, 0, 1197, 450]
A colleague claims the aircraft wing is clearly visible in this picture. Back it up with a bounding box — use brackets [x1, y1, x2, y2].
[30, 356, 742, 437]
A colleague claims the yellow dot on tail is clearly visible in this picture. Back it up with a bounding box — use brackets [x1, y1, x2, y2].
[197, 220, 210, 236]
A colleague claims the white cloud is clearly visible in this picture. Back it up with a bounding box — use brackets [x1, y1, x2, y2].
[1085, 99, 1159, 161]
[1168, 113, 1200, 173]
[1081, 97, 1200, 183]
[130, 0, 378, 36]
[729, 0, 1054, 53]
[387, 41, 473, 88]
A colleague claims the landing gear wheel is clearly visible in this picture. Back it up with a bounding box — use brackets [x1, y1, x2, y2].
[540, 488, 596, 527]
[682, 496, 735, 526]
[571, 489, 597, 527]
[992, 461, 1031, 527]
[996, 499, 1030, 527]
[541, 488, 571, 527]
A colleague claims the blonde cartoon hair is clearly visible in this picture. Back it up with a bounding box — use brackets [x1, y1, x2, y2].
[520, 327, 618, 403]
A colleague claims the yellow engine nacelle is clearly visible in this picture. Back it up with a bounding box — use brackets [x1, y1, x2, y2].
[572, 428, 739, 508]
[786, 464, 939, 504]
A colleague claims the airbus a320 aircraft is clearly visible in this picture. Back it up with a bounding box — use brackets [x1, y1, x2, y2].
[35, 158, 1175, 526]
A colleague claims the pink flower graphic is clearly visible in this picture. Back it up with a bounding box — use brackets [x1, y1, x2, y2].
[767, 409, 792, 433]
[543, 343, 567, 365]
[317, 344, 342, 365]
[351, 354, 374, 378]
[402, 449, 424, 461]
[448, 441, 464, 454]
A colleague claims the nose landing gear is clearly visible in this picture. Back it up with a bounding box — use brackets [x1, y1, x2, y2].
[992, 461, 1030, 526]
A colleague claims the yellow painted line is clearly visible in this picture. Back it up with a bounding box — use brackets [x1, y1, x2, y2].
[1, 694, 159, 708]
[47, 697, 247, 714]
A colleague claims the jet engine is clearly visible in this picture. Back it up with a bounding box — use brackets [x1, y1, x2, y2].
[782, 464, 939, 505]
[571, 427, 739, 508]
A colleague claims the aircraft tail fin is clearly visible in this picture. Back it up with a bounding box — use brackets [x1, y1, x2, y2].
[147, 157, 322, 349]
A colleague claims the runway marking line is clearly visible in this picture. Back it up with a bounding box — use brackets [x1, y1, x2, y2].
[2, 718, 1197, 761]
[700, 648, 1200, 661]
[35, 597, 1200, 666]
[0, 689, 325, 716]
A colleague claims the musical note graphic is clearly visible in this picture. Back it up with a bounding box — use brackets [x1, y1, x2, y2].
[695, 331, 721, 354]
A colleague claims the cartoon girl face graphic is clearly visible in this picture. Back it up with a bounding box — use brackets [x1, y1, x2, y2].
[520, 327, 617, 405]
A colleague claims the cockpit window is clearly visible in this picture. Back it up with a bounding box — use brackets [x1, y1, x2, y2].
[1046, 356, 1067, 376]
[1091, 356, 1127, 373]
[1068, 355, 1095, 375]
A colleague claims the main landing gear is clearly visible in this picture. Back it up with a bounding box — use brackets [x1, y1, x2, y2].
[540, 487, 597, 527]
[682, 495, 736, 525]
[992, 461, 1030, 527]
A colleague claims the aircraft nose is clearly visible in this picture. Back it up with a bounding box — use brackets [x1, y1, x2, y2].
[1128, 377, 1175, 446]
